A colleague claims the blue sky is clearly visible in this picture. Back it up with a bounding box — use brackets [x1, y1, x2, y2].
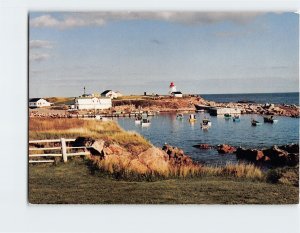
[29, 12, 299, 97]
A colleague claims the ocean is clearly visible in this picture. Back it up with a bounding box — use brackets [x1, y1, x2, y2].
[201, 92, 299, 105]
[117, 112, 299, 165]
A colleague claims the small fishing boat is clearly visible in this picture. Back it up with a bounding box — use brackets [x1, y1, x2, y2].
[233, 115, 240, 122]
[224, 113, 232, 119]
[251, 119, 262, 126]
[189, 114, 197, 122]
[135, 115, 142, 124]
[141, 118, 151, 127]
[176, 113, 184, 120]
[263, 116, 278, 123]
[201, 118, 212, 128]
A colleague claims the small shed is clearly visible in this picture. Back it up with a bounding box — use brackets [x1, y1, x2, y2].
[171, 91, 183, 98]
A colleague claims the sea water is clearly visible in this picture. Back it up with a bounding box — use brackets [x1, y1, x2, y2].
[201, 92, 299, 105]
[116, 113, 299, 165]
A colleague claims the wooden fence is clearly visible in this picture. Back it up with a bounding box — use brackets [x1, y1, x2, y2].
[29, 138, 90, 164]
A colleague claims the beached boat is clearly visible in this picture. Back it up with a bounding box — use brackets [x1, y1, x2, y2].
[233, 115, 240, 122]
[189, 114, 197, 122]
[263, 116, 278, 123]
[201, 118, 212, 128]
[141, 118, 151, 127]
[251, 119, 262, 126]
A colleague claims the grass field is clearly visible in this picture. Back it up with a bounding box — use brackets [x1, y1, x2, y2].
[29, 160, 299, 204]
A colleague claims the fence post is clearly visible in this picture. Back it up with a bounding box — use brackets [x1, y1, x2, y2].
[61, 138, 67, 163]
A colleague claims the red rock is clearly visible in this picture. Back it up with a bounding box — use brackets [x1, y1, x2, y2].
[217, 144, 236, 154]
[193, 144, 212, 149]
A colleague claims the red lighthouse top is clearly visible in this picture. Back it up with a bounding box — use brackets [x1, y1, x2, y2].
[170, 82, 175, 88]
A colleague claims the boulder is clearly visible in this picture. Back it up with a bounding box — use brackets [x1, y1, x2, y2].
[162, 144, 194, 166]
[138, 147, 169, 174]
[217, 144, 236, 154]
[73, 137, 105, 157]
[236, 148, 263, 162]
[236, 144, 299, 167]
[73, 136, 95, 147]
[262, 145, 289, 166]
[103, 143, 128, 156]
[193, 144, 212, 150]
[278, 144, 299, 154]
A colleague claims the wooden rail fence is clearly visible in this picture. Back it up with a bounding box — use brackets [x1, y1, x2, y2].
[29, 138, 90, 164]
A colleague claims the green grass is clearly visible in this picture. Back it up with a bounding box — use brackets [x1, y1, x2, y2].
[29, 160, 299, 204]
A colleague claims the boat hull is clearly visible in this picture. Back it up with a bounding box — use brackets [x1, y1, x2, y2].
[264, 117, 278, 123]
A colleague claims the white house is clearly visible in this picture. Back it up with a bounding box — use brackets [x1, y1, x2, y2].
[29, 98, 51, 108]
[74, 96, 112, 110]
[171, 91, 183, 98]
[101, 90, 123, 99]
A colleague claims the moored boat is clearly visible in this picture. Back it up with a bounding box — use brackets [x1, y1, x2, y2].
[176, 113, 184, 120]
[233, 115, 240, 122]
[251, 119, 262, 126]
[141, 118, 151, 127]
[189, 114, 197, 122]
[263, 116, 278, 123]
[224, 113, 232, 119]
[135, 115, 142, 124]
[201, 118, 212, 128]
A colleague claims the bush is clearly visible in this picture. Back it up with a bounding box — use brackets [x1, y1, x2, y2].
[266, 169, 281, 184]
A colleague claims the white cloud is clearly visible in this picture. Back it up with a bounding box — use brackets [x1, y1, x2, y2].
[30, 53, 50, 62]
[30, 40, 54, 49]
[30, 12, 263, 29]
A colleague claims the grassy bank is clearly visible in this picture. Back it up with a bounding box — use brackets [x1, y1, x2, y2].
[29, 118, 151, 156]
[29, 160, 299, 204]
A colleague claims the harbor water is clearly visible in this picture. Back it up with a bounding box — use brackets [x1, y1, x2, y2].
[116, 112, 299, 165]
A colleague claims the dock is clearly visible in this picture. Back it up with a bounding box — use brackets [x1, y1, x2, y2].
[195, 104, 241, 116]
[209, 107, 241, 116]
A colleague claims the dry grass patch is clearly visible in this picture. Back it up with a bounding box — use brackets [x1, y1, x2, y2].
[29, 118, 151, 154]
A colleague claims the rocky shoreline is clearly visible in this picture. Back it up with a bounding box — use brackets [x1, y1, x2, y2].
[112, 95, 299, 117]
[193, 143, 299, 167]
[29, 95, 299, 118]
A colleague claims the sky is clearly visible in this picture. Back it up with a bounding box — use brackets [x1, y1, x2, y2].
[29, 12, 299, 97]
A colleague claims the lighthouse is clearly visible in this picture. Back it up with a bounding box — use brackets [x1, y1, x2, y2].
[169, 82, 177, 94]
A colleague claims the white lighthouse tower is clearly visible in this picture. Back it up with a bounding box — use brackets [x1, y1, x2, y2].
[169, 82, 177, 94]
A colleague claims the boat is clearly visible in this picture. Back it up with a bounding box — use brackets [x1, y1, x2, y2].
[251, 119, 262, 126]
[201, 118, 212, 128]
[263, 116, 278, 123]
[224, 113, 232, 119]
[233, 115, 240, 122]
[141, 118, 151, 127]
[135, 115, 142, 124]
[176, 113, 184, 120]
[189, 114, 197, 122]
